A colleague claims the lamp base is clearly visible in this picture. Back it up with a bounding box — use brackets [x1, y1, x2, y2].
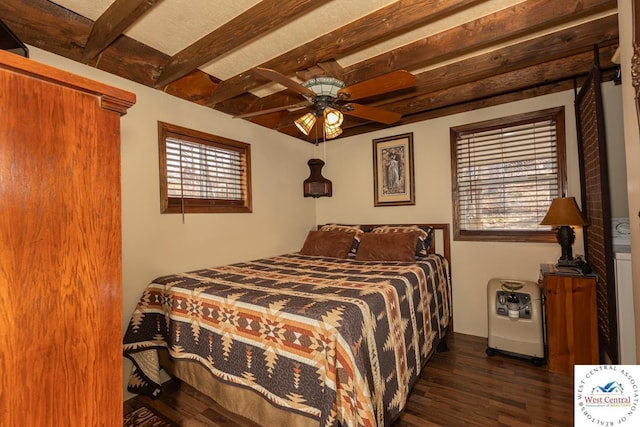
[555, 257, 592, 274]
[556, 258, 580, 267]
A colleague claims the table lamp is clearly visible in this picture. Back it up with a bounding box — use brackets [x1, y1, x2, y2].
[539, 196, 589, 266]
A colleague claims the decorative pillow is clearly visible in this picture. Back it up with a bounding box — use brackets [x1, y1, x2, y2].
[319, 224, 364, 257]
[355, 232, 418, 262]
[371, 225, 433, 257]
[300, 230, 355, 259]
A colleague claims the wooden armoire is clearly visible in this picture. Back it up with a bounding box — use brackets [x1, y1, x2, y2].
[0, 50, 135, 425]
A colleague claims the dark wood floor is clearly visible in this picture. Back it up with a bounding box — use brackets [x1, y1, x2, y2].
[124, 332, 574, 426]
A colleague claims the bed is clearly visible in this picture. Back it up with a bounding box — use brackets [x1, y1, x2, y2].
[123, 223, 452, 427]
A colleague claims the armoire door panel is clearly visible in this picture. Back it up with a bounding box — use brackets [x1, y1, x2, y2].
[0, 50, 134, 426]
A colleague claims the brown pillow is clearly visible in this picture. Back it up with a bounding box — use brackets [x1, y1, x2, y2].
[355, 232, 419, 262]
[299, 230, 356, 259]
[319, 224, 364, 258]
[371, 225, 433, 258]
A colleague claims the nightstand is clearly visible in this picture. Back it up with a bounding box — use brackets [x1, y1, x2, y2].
[540, 265, 599, 374]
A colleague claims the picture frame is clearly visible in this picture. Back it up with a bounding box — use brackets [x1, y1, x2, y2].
[372, 132, 415, 206]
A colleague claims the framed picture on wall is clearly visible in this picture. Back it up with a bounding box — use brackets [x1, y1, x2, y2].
[372, 132, 415, 206]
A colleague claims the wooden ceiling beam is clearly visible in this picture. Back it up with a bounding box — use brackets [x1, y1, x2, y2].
[336, 80, 579, 139]
[343, 0, 617, 84]
[347, 51, 616, 137]
[295, 60, 346, 81]
[153, 0, 331, 89]
[372, 15, 619, 109]
[163, 70, 219, 105]
[0, 0, 92, 61]
[0, 0, 167, 86]
[81, 0, 162, 63]
[275, 44, 617, 138]
[391, 52, 617, 118]
[214, 0, 616, 120]
[0, 0, 623, 143]
[225, 15, 618, 128]
[315, 61, 346, 81]
[341, 64, 618, 139]
[245, 92, 308, 115]
[206, 0, 486, 106]
[2, 0, 219, 103]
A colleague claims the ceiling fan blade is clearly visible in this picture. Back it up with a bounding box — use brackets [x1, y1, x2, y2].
[338, 70, 415, 101]
[234, 101, 310, 119]
[344, 103, 402, 124]
[252, 67, 316, 98]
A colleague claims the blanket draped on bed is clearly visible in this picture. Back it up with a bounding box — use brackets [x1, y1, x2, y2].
[123, 253, 450, 427]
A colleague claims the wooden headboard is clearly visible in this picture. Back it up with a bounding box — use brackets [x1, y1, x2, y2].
[318, 223, 451, 266]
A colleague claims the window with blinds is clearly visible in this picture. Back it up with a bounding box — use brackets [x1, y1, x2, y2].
[450, 107, 566, 242]
[158, 122, 252, 214]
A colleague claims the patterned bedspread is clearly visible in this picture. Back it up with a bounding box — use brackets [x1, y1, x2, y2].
[123, 253, 451, 427]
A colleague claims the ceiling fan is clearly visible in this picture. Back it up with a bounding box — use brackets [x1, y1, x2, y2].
[235, 67, 416, 139]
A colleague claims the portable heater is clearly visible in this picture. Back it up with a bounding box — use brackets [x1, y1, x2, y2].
[486, 278, 544, 366]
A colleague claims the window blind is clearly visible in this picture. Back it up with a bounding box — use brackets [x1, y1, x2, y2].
[166, 137, 246, 201]
[455, 119, 559, 231]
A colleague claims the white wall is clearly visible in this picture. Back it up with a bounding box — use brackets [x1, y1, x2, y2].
[617, 0, 640, 364]
[318, 85, 623, 337]
[27, 37, 631, 390]
[604, 83, 629, 218]
[28, 47, 317, 398]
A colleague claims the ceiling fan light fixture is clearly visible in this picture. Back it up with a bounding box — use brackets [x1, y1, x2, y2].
[324, 107, 343, 127]
[324, 122, 343, 139]
[302, 76, 345, 97]
[294, 112, 316, 135]
[247, 68, 414, 140]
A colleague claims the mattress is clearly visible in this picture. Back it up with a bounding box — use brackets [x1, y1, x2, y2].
[123, 252, 451, 427]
